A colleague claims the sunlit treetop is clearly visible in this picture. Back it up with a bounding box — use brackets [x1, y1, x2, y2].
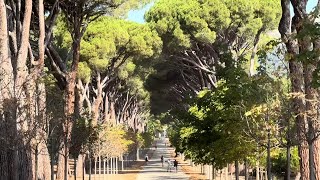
[77, 17, 162, 81]
[145, 0, 280, 51]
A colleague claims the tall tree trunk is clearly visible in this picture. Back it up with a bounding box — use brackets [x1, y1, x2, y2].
[34, 1, 51, 178]
[304, 55, 318, 180]
[57, 7, 82, 176]
[0, 1, 12, 178]
[57, 33, 81, 180]
[279, 0, 310, 179]
[14, 0, 33, 179]
[313, 35, 320, 180]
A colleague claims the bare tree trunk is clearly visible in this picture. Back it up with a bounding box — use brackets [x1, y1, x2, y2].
[92, 72, 103, 125]
[256, 161, 260, 180]
[249, 27, 263, 76]
[286, 144, 291, 180]
[76, 154, 86, 178]
[110, 102, 116, 125]
[224, 165, 228, 180]
[57, 146, 67, 180]
[57, 3, 82, 177]
[34, 1, 51, 178]
[14, 0, 33, 179]
[304, 58, 317, 180]
[279, 0, 312, 179]
[313, 139, 320, 179]
[0, 1, 12, 178]
[235, 161, 239, 180]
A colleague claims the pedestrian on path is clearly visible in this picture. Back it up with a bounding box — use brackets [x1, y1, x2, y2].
[145, 154, 149, 164]
[161, 155, 164, 167]
[173, 159, 178, 172]
[167, 159, 172, 172]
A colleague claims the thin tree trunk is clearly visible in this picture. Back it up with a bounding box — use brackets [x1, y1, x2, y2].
[74, 158, 77, 180]
[107, 159, 109, 174]
[35, 146, 39, 180]
[224, 165, 228, 180]
[249, 27, 263, 76]
[136, 147, 139, 160]
[256, 161, 260, 180]
[99, 156, 101, 174]
[235, 161, 239, 180]
[95, 156, 97, 175]
[51, 155, 54, 180]
[286, 144, 291, 180]
[244, 158, 248, 180]
[267, 129, 271, 180]
[212, 165, 215, 180]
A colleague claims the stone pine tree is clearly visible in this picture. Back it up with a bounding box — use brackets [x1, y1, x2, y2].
[45, 1, 151, 179]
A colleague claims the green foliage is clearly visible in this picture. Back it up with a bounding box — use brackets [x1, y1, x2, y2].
[137, 131, 153, 148]
[70, 117, 98, 158]
[165, 65, 278, 167]
[81, 17, 161, 71]
[271, 147, 300, 176]
[78, 62, 92, 83]
[145, 0, 280, 51]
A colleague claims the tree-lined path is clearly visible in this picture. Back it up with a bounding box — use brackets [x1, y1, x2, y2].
[136, 138, 189, 180]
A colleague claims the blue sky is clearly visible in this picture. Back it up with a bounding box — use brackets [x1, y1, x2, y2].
[127, 3, 153, 23]
[127, 0, 318, 23]
[307, 0, 317, 12]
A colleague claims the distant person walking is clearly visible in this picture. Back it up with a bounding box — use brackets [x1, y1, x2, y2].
[173, 159, 178, 172]
[145, 154, 149, 164]
[167, 159, 172, 172]
[161, 155, 164, 167]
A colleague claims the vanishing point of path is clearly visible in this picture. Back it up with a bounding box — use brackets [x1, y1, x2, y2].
[136, 138, 190, 180]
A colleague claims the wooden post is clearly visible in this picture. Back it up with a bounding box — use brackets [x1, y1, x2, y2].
[107, 159, 109, 174]
[103, 159, 106, 174]
[121, 156, 124, 171]
[99, 156, 101, 175]
[111, 158, 113, 174]
[116, 157, 118, 174]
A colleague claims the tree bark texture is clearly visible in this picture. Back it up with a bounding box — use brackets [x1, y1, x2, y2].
[57, 14, 81, 179]
[279, 0, 313, 179]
